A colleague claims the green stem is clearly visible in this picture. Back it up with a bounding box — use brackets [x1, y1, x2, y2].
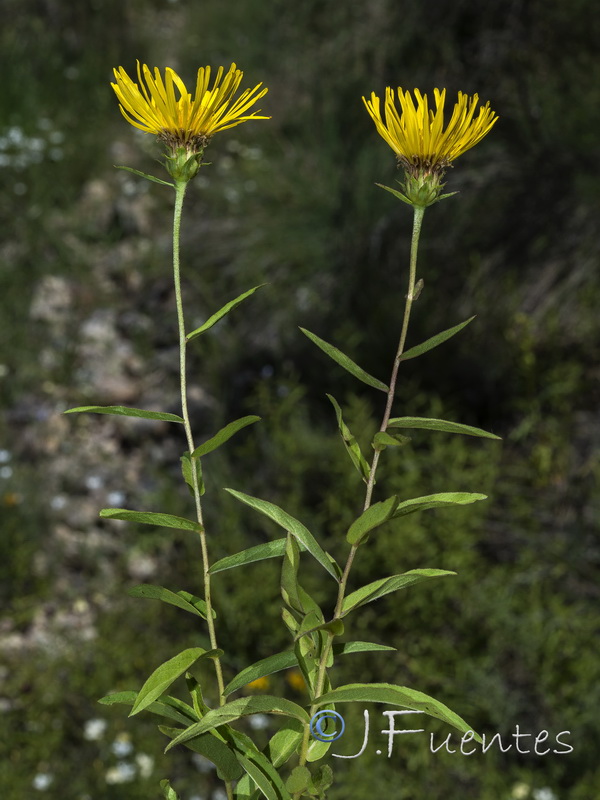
[172, 179, 232, 800]
[334, 204, 425, 616]
[297, 205, 426, 773]
[363, 204, 425, 510]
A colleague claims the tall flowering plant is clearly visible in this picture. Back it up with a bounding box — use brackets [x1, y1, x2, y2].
[66, 66, 498, 800]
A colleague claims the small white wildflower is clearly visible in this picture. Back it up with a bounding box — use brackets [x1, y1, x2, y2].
[107, 490, 126, 506]
[85, 474, 104, 491]
[533, 789, 557, 800]
[32, 773, 53, 790]
[111, 732, 133, 757]
[73, 598, 89, 614]
[105, 762, 136, 784]
[83, 718, 107, 741]
[135, 752, 154, 778]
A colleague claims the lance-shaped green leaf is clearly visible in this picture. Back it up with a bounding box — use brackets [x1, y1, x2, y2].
[319, 617, 344, 638]
[281, 607, 299, 636]
[160, 726, 244, 782]
[64, 405, 184, 423]
[264, 719, 304, 769]
[181, 452, 205, 497]
[209, 538, 297, 575]
[177, 590, 215, 618]
[341, 569, 455, 616]
[401, 316, 476, 361]
[233, 775, 257, 800]
[281, 534, 303, 613]
[224, 489, 339, 580]
[293, 611, 321, 697]
[165, 695, 310, 751]
[294, 617, 344, 643]
[225, 652, 298, 697]
[224, 641, 394, 698]
[99, 508, 201, 532]
[306, 736, 332, 762]
[346, 495, 398, 546]
[376, 181, 412, 206]
[131, 648, 220, 716]
[186, 285, 266, 342]
[315, 683, 481, 742]
[300, 328, 389, 392]
[99, 690, 198, 726]
[335, 641, 396, 655]
[228, 728, 292, 800]
[186, 672, 210, 719]
[388, 416, 501, 440]
[327, 394, 371, 483]
[127, 583, 215, 620]
[281, 542, 326, 624]
[298, 585, 325, 620]
[393, 492, 487, 518]
[115, 164, 175, 187]
[372, 431, 411, 451]
[237, 754, 283, 800]
[160, 779, 181, 800]
[192, 416, 261, 459]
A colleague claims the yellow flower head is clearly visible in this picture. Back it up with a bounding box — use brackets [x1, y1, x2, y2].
[245, 676, 270, 692]
[363, 87, 498, 176]
[111, 62, 269, 155]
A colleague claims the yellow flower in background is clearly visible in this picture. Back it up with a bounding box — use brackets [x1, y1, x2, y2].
[363, 87, 497, 176]
[111, 62, 269, 155]
[245, 676, 270, 692]
[286, 669, 306, 692]
[2, 492, 21, 507]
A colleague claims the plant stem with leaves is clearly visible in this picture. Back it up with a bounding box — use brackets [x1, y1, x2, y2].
[172, 180, 233, 800]
[295, 205, 426, 774]
[172, 179, 226, 702]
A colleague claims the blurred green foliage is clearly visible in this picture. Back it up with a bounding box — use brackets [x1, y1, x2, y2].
[1, 0, 599, 799]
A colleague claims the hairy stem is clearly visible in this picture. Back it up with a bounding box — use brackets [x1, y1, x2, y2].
[363, 204, 425, 511]
[334, 204, 425, 616]
[298, 205, 426, 772]
[173, 180, 232, 800]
